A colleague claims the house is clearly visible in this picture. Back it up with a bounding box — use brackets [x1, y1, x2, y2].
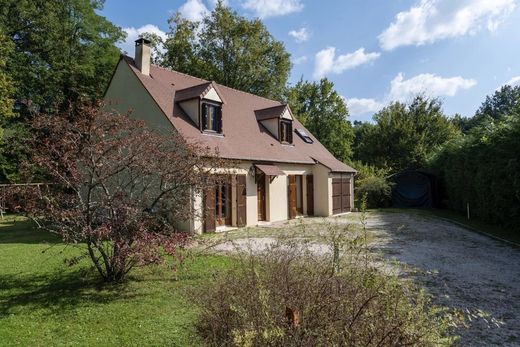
[104, 38, 356, 233]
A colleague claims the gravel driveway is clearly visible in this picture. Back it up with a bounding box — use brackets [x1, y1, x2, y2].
[211, 211, 520, 346]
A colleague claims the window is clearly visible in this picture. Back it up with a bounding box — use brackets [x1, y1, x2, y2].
[201, 102, 222, 133]
[280, 120, 293, 143]
[295, 128, 313, 144]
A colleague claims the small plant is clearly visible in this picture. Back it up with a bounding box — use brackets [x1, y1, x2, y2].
[194, 214, 455, 346]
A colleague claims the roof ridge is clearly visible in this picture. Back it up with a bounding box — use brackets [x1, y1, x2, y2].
[148, 61, 282, 105]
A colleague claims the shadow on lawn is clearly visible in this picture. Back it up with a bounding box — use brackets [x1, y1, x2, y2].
[0, 270, 136, 317]
[0, 217, 62, 245]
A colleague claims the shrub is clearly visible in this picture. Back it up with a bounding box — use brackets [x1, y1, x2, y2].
[195, 222, 453, 346]
[353, 162, 393, 208]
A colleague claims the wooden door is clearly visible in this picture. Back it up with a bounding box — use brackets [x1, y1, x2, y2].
[257, 174, 266, 221]
[288, 175, 297, 219]
[236, 175, 247, 227]
[332, 178, 342, 215]
[204, 186, 216, 232]
[341, 177, 351, 213]
[332, 174, 351, 214]
[306, 175, 314, 216]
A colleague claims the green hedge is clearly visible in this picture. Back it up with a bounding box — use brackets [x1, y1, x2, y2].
[430, 116, 520, 228]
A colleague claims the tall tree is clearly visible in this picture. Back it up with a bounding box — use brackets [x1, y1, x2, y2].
[0, 0, 124, 182]
[286, 78, 354, 163]
[354, 96, 458, 172]
[0, 0, 125, 115]
[162, 3, 291, 100]
[471, 85, 520, 127]
[0, 32, 15, 121]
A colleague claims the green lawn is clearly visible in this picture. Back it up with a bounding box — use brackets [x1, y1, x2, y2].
[0, 215, 233, 346]
[378, 208, 520, 245]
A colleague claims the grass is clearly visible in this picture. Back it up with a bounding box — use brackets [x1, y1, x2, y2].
[0, 215, 233, 347]
[378, 208, 520, 245]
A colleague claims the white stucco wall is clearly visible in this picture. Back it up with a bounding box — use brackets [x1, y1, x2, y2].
[179, 99, 199, 126]
[104, 60, 172, 133]
[203, 87, 222, 103]
[260, 118, 279, 140]
[312, 164, 331, 216]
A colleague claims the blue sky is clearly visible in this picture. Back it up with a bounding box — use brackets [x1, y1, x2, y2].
[100, 0, 520, 122]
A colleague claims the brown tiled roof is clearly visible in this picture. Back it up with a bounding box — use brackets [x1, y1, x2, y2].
[255, 104, 290, 121]
[119, 56, 356, 173]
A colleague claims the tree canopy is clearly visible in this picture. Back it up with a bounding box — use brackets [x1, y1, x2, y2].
[0, 0, 125, 115]
[161, 3, 291, 100]
[286, 78, 354, 163]
[354, 96, 458, 172]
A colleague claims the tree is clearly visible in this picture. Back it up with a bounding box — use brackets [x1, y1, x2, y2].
[162, 3, 291, 99]
[286, 78, 354, 162]
[12, 102, 224, 282]
[0, 31, 22, 183]
[473, 85, 520, 125]
[0, 0, 124, 183]
[354, 96, 458, 172]
[0, 0, 125, 115]
[0, 31, 15, 120]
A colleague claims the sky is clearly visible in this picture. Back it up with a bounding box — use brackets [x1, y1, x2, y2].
[100, 0, 520, 122]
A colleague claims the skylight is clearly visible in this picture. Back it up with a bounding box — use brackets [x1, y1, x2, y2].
[295, 128, 313, 144]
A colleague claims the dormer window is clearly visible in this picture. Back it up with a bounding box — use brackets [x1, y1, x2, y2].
[280, 120, 293, 144]
[255, 104, 295, 144]
[175, 81, 225, 135]
[202, 102, 222, 133]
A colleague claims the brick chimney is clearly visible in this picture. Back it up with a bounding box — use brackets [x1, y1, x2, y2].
[134, 38, 151, 76]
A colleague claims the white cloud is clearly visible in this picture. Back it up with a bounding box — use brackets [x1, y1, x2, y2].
[388, 73, 477, 101]
[346, 72, 477, 118]
[379, 0, 516, 50]
[292, 56, 308, 64]
[313, 47, 380, 79]
[346, 98, 384, 116]
[289, 27, 310, 43]
[179, 0, 209, 22]
[120, 24, 167, 57]
[504, 76, 520, 88]
[242, 0, 304, 18]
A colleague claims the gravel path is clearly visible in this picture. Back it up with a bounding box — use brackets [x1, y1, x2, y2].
[212, 212, 520, 346]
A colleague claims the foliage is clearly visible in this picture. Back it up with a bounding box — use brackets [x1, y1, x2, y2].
[8, 102, 225, 282]
[286, 78, 354, 162]
[0, 0, 125, 183]
[473, 85, 520, 125]
[429, 109, 520, 228]
[0, 0, 125, 115]
[354, 96, 458, 172]
[0, 31, 15, 120]
[0, 216, 233, 346]
[0, 122, 32, 183]
[353, 162, 393, 208]
[195, 223, 453, 346]
[161, 3, 291, 99]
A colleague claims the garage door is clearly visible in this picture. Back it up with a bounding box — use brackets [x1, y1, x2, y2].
[332, 174, 351, 214]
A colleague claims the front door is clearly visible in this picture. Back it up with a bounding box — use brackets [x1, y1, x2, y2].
[257, 173, 266, 221]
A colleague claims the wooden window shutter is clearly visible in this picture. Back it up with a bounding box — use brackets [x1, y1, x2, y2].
[201, 103, 208, 131]
[204, 186, 216, 232]
[288, 122, 293, 143]
[236, 175, 247, 227]
[217, 106, 223, 133]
